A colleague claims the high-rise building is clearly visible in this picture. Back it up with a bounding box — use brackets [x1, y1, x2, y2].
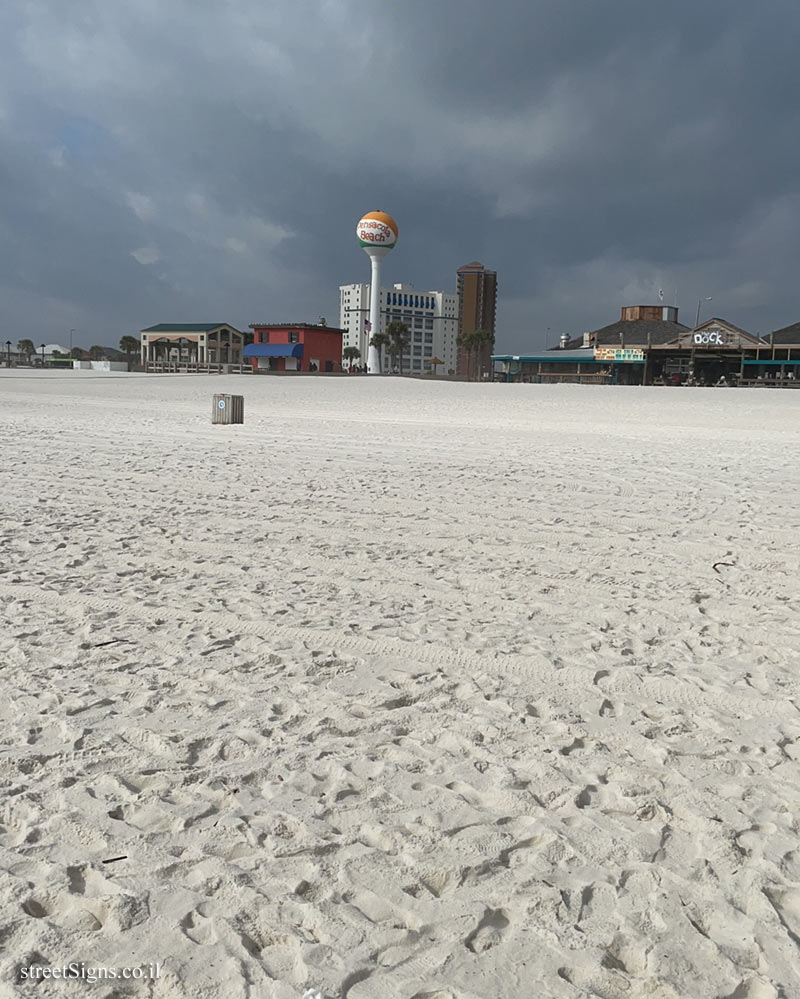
[456, 261, 497, 378]
[339, 282, 458, 374]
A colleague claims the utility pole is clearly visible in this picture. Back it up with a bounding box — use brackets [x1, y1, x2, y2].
[695, 298, 712, 328]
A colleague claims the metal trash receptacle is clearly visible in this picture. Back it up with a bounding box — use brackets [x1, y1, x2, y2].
[212, 394, 244, 425]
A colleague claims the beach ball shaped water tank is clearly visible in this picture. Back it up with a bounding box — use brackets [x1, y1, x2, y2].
[356, 211, 398, 249]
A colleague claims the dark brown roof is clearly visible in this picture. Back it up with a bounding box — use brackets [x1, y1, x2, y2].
[563, 318, 689, 350]
[249, 323, 345, 332]
[768, 321, 800, 344]
[697, 317, 754, 337]
[457, 261, 495, 274]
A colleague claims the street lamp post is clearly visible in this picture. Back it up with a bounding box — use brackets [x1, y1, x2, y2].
[695, 297, 712, 328]
[5, 340, 11, 367]
[40, 343, 46, 367]
[69, 329, 75, 355]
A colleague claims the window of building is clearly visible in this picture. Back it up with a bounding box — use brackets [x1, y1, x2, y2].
[261, 331, 270, 343]
[425, 319, 434, 330]
[289, 331, 299, 344]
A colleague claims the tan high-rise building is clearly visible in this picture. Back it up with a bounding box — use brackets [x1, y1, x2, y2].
[457, 261, 497, 378]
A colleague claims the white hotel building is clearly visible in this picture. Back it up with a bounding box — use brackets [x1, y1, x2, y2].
[339, 283, 458, 374]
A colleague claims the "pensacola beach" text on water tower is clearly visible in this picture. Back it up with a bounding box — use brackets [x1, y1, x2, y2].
[356, 211, 398, 373]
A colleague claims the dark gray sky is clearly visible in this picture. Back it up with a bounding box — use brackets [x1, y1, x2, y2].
[1, 0, 798, 351]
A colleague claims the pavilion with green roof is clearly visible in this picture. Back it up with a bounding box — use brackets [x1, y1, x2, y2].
[139, 323, 246, 368]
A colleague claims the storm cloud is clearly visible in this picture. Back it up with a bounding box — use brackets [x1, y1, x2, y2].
[1, 0, 798, 351]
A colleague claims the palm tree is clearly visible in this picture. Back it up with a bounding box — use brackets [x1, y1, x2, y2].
[471, 329, 495, 380]
[89, 345, 106, 360]
[342, 345, 361, 370]
[369, 332, 390, 373]
[458, 329, 494, 380]
[457, 329, 476, 379]
[120, 335, 140, 366]
[70, 347, 85, 360]
[385, 321, 410, 375]
[17, 339, 35, 364]
[386, 338, 401, 372]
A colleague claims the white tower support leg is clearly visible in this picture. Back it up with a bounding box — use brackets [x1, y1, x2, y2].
[367, 255, 382, 374]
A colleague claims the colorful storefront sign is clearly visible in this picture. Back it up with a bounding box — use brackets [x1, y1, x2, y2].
[594, 347, 645, 362]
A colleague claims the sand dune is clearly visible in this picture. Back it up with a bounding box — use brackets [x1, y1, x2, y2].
[1, 371, 799, 998]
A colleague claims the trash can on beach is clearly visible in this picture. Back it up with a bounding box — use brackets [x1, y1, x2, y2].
[212, 394, 244, 425]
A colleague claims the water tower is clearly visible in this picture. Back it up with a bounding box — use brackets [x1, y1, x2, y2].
[356, 211, 398, 373]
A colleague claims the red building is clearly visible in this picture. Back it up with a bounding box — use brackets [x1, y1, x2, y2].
[243, 322, 345, 373]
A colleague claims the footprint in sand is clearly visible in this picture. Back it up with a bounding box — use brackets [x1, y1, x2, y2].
[724, 980, 778, 999]
[558, 964, 636, 999]
[464, 907, 510, 953]
[24, 891, 108, 933]
[763, 886, 800, 946]
[602, 931, 650, 976]
[22, 897, 53, 919]
[181, 906, 218, 945]
[560, 736, 593, 756]
[780, 850, 800, 879]
[576, 785, 601, 809]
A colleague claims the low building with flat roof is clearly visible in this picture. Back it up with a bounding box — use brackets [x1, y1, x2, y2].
[244, 322, 344, 373]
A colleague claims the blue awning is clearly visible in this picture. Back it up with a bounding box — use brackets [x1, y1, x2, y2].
[243, 344, 304, 358]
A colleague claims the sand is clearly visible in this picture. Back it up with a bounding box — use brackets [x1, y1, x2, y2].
[1, 370, 799, 999]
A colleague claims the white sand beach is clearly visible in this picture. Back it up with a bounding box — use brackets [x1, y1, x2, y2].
[1, 370, 800, 999]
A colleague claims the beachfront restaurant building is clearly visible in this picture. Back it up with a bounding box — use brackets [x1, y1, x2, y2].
[140, 323, 247, 370]
[491, 346, 627, 385]
[493, 306, 688, 385]
[492, 305, 790, 386]
[647, 319, 769, 385]
[243, 322, 344, 373]
[747, 321, 800, 385]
